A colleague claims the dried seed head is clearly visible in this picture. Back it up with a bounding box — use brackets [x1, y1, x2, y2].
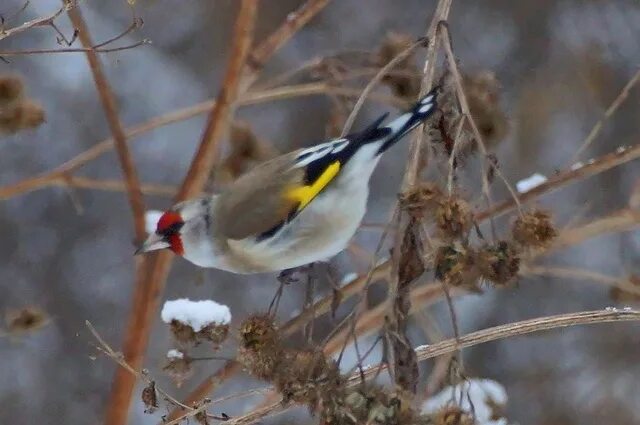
[169, 320, 197, 345]
[194, 408, 210, 425]
[237, 314, 282, 381]
[163, 351, 193, 387]
[464, 71, 509, 148]
[198, 323, 229, 347]
[377, 32, 422, 100]
[428, 71, 507, 163]
[239, 314, 279, 350]
[511, 209, 557, 248]
[237, 345, 281, 381]
[0, 75, 24, 106]
[5, 306, 49, 336]
[275, 349, 343, 407]
[435, 197, 473, 240]
[477, 241, 521, 286]
[0, 99, 46, 135]
[609, 275, 640, 304]
[218, 122, 276, 183]
[434, 245, 481, 289]
[399, 182, 443, 219]
[141, 381, 158, 414]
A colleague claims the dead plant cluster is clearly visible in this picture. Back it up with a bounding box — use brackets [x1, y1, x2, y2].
[0, 74, 45, 135]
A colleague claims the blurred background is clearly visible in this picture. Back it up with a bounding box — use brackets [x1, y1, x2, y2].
[0, 0, 638, 424]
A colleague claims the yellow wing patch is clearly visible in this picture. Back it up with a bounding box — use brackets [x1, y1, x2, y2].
[285, 161, 341, 210]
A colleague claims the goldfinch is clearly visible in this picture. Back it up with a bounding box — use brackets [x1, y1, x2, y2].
[136, 88, 438, 273]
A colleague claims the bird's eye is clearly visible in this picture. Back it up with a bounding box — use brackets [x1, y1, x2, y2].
[157, 211, 184, 235]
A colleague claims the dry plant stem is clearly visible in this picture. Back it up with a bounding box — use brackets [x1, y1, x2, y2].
[382, 0, 452, 393]
[523, 265, 640, 296]
[570, 67, 640, 164]
[477, 143, 640, 221]
[65, 3, 146, 240]
[56, 175, 175, 197]
[85, 321, 194, 412]
[0, 2, 73, 41]
[404, 0, 452, 184]
[0, 40, 149, 56]
[354, 309, 640, 382]
[340, 38, 425, 136]
[246, 0, 331, 76]
[0, 83, 403, 201]
[104, 3, 258, 425]
[439, 24, 522, 215]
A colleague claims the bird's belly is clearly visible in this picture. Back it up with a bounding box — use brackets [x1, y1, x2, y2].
[231, 183, 368, 272]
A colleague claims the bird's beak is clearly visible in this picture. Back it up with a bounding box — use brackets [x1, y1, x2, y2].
[134, 233, 170, 255]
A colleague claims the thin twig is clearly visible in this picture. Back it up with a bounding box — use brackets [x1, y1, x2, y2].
[476, 143, 640, 221]
[340, 38, 426, 135]
[0, 2, 73, 41]
[65, 3, 146, 240]
[569, 67, 640, 164]
[439, 23, 522, 215]
[0, 40, 149, 56]
[247, 0, 332, 75]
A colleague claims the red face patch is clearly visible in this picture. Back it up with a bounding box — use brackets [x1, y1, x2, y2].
[156, 211, 185, 256]
[157, 211, 184, 234]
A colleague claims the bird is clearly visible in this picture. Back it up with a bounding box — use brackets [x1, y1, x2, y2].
[136, 88, 438, 274]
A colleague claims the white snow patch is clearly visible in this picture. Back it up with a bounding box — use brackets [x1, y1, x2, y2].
[145, 210, 164, 234]
[422, 379, 508, 425]
[516, 173, 547, 193]
[414, 344, 430, 351]
[570, 161, 584, 171]
[340, 273, 358, 285]
[167, 349, 184, 359]
[616, 145, 628, 154]
[161, 298, 231, 331]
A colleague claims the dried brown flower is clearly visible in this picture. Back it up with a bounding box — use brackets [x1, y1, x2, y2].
[428, 71, 508, 162]
[275, 349, 343, 407]
[0, 99, 46, 135]
[4, 306, 49, 336]
[0, 75, 24, 106]
[477, 241, 521, 286]
[163, 350, 193, 387]
[141, 381, 158, 413]
[400, 182, 443, 219]
[237, 314, 283, 380]
[217, 121, 276, 183]
[512, 209, 557, 248]
[167, 320, 229, 348]
[464, 71, 508, 148]
[434, 245, 481, 289]
[435, 197, 473, 240]
[376, 32, 422, 100]
[239, 314, 279, 350]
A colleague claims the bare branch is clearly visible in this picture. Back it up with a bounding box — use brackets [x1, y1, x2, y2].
[65, 3, 146, 240]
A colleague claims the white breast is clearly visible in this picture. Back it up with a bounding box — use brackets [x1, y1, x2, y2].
[226, 177, 369, 272]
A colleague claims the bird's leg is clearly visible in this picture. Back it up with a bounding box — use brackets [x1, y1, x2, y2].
[277, 264, 313, 285]
[314, 260, 343, 317]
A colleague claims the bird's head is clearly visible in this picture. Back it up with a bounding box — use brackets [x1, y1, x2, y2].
[136, 209, 186, 256]
[135, 198, 215, 260]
